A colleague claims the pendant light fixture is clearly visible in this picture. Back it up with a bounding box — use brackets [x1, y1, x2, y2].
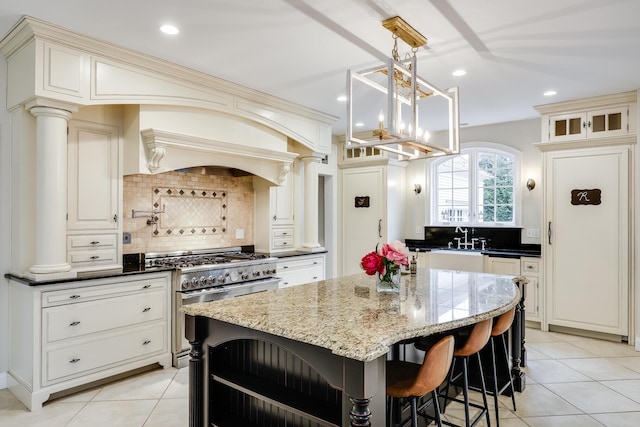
[346, 16, 460, 160]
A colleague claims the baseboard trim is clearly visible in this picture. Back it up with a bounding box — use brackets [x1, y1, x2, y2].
[548, 324, 626, 343]
[0, 372, 7, 389]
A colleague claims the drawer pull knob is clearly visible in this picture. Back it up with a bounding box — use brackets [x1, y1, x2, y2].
[69, 295, 81, 299]
[69, 358, 80, 364]
[142, 340, 151, 346]
[142, 284, 151, 289]
[313, 276, 318, 279]
[90, 241, 100, 245]
[90, 255, 100, 260]
[282, 232, 288, 235]
[69, 321, 81, 326]
[283, 266, 289, 269]
[142, 307, 151, 312]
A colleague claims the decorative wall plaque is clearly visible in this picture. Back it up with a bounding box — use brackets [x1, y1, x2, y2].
[571, 189, 601, 205]
[355, 196, 370, 208]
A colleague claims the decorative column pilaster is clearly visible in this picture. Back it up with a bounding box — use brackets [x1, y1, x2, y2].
[28, 106, 74, 278]
[301, 155, 324, 252]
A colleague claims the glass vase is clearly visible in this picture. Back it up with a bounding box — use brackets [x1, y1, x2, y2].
[376, 267, 401, 293]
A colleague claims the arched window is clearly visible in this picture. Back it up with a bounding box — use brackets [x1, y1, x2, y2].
[431, 145, 520, 226]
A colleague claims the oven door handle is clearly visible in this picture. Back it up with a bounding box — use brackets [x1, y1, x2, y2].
[181, 287, 229, 298]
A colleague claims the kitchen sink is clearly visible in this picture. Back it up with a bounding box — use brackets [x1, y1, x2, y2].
[429, 249, 484, 272]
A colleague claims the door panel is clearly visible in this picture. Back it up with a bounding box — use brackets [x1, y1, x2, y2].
[546, 146, 629, 335]
[341, 167, 385, 276]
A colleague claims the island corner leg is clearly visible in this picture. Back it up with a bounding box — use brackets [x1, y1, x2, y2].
[343, 356, 386, 427]
[186, 314, 208, 427]
[349, 397, 372, 427]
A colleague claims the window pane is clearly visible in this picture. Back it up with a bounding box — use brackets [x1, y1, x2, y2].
[438, 173, 453, 188]
[496, 155, 513, 169]
[481, 205, 494, 222]
[482, 188, 495, 204]
[496, 187, 513, 204]
[496, 206, 513, 222]
[478, 153, 494, 173]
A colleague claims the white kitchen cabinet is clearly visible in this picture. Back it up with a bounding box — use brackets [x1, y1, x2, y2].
[7, 272, 172, 410]
[541, 146, 629, 337]
[339, 162, 405, 276]
[535, 92, 635, 339]
[254, 174, 296, 253]
[483, 256, 521, 275]
[67, 120, 122, 272]
[521, 257, 542, 324]
[536, 91, 636, 144]
[271, 176, 294, 226]
[277, 254, 325, 288]
[549, 105, 629, 142]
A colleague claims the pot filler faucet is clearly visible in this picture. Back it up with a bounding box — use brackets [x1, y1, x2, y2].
[452, 226, 486, 250]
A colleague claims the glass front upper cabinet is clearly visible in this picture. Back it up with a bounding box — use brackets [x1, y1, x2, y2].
[549, 105, 628, 142]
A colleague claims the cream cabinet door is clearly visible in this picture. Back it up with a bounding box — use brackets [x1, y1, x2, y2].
[545, 145, 629, 336]
[271, 175, 294, 226]
[341, 166, 386, 276]
[67, 121, 120, 230]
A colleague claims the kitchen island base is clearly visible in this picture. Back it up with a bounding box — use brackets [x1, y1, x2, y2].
[186, 315, 385, 427]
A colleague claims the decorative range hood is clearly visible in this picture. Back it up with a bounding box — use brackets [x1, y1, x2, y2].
[140, 128, 298, 185]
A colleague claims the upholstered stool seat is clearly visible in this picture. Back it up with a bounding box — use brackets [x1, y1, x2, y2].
[386, 335, 455, 427]
[416, 319, 492, 427]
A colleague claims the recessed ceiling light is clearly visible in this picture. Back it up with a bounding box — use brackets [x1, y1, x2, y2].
[543, 90, 557, 96]
[336, 95, 347, 102]
[355, 122, 364, 127]
[160, 25, 179, 35]
[452, 69, 466, 77]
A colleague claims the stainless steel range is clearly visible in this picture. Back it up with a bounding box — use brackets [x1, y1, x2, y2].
[145, 247, 280, 367]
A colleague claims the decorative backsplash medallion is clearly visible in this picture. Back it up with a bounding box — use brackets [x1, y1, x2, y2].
[152, 187, 227, 236]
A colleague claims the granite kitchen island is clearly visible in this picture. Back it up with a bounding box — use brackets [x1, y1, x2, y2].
[182, 268, 522, 427]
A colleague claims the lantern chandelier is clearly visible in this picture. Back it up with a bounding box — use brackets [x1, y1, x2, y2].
[346, 16, 460, 160]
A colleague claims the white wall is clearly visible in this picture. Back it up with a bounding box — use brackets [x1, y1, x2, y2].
[404, 118, 542, 243]
[0, 54, 10, 386]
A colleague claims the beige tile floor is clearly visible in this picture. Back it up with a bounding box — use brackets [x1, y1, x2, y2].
[0, 327, 639, 426]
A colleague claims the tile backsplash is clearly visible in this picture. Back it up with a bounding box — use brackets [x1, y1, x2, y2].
[123, 171, 254, 254]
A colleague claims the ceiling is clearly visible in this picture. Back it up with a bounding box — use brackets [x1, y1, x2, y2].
[1, 0, 640, 136]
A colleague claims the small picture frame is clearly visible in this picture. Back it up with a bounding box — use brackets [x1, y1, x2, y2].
[355, 196, 370, 208]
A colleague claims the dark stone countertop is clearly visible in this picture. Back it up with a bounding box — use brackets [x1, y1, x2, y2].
[4, 265, 174, 286]
[405, 242, 541, 259]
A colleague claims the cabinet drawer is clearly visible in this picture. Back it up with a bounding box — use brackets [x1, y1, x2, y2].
[277, 256, 324, 271]
[272, 228, 294, 238]
[43, 323, 165, 385]
[42, 277, 168, 307]
[44, 290, 166, 343]
[279, 267, 324, 288]
[522, 260, 540, 274]
[67, 234, 117, 249]
[68, 249, 117, 264]
[273, 237, 294, 249]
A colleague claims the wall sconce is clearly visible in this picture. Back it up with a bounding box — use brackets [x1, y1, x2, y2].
[526, 178, 536, 191]
[414, 183, 422, 195]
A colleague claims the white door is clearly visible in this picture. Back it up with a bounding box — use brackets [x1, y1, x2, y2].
[545, 145, 629, 336]
[341, 166, 386, 276]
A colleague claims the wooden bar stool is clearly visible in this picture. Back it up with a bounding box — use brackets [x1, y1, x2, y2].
[433, 319, 493, 427]
[486, 308, 517, 426]
[386, 335, 455, 427]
